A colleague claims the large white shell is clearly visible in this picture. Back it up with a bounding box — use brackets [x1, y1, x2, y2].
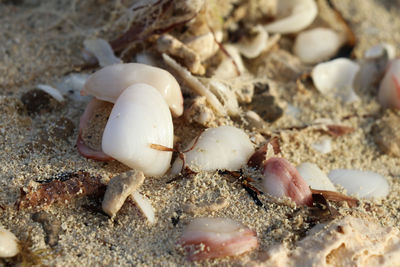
[102, 83, 173, 177]
[293, 28, 343, 64]
[170, 126, 254, 175]
[296, 162, 337, 191]
[378, 59, 400, 109]
[82, 63, 183, 117]
[0, 227, 19, 258]
[328, 169, 389, 198]
[311, 58, 360, 103]
[264, 0, 318, 34]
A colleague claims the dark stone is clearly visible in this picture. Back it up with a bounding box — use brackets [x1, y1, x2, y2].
[247, 94, 283, 123]
[20, 89, 52, 115]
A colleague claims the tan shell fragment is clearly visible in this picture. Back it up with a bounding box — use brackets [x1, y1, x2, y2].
[102, 170, 145, 218]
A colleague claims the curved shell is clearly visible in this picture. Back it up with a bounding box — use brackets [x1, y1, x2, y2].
[378, 59, 400, 109]
[264, 0, 318, 34]
[170, 126, 254, 175]
[102, 83, 173, 177]
[82, 63, 183, 117]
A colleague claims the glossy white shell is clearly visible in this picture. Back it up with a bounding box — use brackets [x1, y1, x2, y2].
[170, 126, 254, 175]
[328, 169, 389, 198]
[83, 63, 183, 117]
[102, 83, 173, 177]
[312, 58, 360, 103]
[264, 0, 318, 34]
[293, 28, 343, 64]
[296, 162, 337, 191]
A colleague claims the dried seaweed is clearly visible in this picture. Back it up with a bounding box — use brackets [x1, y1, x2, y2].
[17, 171, 105, 209]
[311, 188, 359, 208]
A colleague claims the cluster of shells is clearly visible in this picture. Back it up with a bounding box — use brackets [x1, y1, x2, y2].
[4, 0, 399, 263]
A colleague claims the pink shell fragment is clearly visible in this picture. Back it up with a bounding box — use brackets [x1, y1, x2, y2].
[262, 157, 313, 206]
[179, 217, 258, 261]
[378, 59, 400, 109]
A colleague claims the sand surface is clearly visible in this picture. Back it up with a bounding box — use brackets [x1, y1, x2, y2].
[1, 0, 400, 265]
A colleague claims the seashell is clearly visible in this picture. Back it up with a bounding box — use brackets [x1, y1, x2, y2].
[293, 27, 344, 64]
[179, 217, 258, 261]
[0, 227, 19, 258]
[131, 191, 156, 224]
[311, 58, 360, 103]
[102, 83, 173, 177]
[311, 137, 332, 154]
[82, 63, 183, 117]
[296, 162, 337, 191]
[364, 43, 395, 60]
[236, 24, 269, 59]
[184, 31, 223, 61]
[170, 126, 254, 175]
[328, 169, 389, 199]
[378, 59, 400, 110]
[36, 84, 65, 102]
[83, 38, 122, 67]
[102, 170, 145, 219]
[264, 0, 318, 34]
[207, 80, 239, 116]
[56, 73, 90, 103]
[262, 157, 313, 206]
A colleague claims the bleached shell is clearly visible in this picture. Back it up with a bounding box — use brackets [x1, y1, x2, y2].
[264, 0, 318, 34]
[207, 80, 239, 116]
[36, 84, 65, 102]
[296, 162, 337, 191]
[131, 191, 156, 224]
[378, 59, 400, 109]
[237, 25, 269, 59]
[328, 169, 389, 198]
[83, 38, 122, 67]
[293, 28, 343, 64]
[185, 31, 223, 61]
[83, 63, 183, 117]
[311, 58, 360, 103]
[102, 83, 173, 177]
[170, 126, 254, 175]
[0, 228, 19, 258]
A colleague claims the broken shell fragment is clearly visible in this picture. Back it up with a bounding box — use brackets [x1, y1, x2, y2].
[311, 58, 360, 103]
[170, 126, 254, 175]
[102, 170, 145, 218]
[82, 63, 183, 117]
[264, 0, 318, 34]
[378, 59, 400, 110]
[364, 43, 396, 60]
[262, 157, 313, 206]
[328, 169, 389, 199]
[102, 83, 173, 177]
[296, 162, 337, 191]
[0, 227, 19, 258]
[236, 25, 269, 59]
[179, 217, 258, 261]
[83, 38, 122, 67]
[293, 28, 344, 64]
[131, 191, 156, 224]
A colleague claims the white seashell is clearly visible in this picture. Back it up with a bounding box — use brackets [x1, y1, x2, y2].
[102, 83, 173, 177]
[83, 38, 122, 67]
[328, 169, 389, 198]
[179, 217, 258, 261]
[264, 0, 318, 34]
[311, 58, 360, 103]
[207, 80, 239, 116]
[237, 25, 269, 58]
[131, 191, 156, 224]
[170, 126, 254, 175]
[311, 137, 332, 154]
[36, 84, 65, 102]
[293, 28, 344, 64]
[0, 227, 19, 258]
[82, 63, 183, 117]
[364, 43, 395, 60]
[378, 59, 400, 109]
[296, 162, 337, 191]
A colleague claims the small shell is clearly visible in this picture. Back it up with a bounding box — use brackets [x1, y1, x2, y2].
[102, 83, 173, 177]
[311, 137, 332, 154]
[179, 217, 258, 261]
[131, 191, 156, 224]
[207, 80, 239, 116]
[102, 170, 145, 218]
[185, 31, 222, 61]
[378, 59, 400, 110]
[364, 43, 395, 60]
[296, 162, 337, 191]
[237, 24, 269, 59]
[82, 63, 183, 117]
[213, 45, 246, 79]
[83, 38, 122, 67]
[328, 169, 389, 199]
[262, 157, 313, 206]
[264, 0, 318, 34]
[170, 126, 254, 175]
[36, 84, 65, 102]
[312, 58, 360, 103]
[293, 28, 344, 64]
[0, 227, 19, 258]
